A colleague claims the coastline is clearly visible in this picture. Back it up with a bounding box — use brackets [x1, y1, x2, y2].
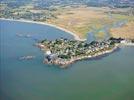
[47, 47, 118, 68]
[37, 43, 118, 68]
[0, 18, 86, 41]
[1, 18, 134, 68]
[56, 43, 134, 68]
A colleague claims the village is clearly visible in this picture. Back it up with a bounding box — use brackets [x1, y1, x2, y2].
[37, 37, 134, 67]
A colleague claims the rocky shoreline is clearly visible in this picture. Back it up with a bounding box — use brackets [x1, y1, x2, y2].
[49, 47, 117, 68]
[44, 46, 118, 68]
[36, 37, 134, 68]
[36, 40, 118, 68]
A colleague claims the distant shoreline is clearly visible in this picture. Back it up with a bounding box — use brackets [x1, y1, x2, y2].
[0, 18, 86, 41]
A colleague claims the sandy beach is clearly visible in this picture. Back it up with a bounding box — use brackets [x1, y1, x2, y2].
[0, 18, 86, 41]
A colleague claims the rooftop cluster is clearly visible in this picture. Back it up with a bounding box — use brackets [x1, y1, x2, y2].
[37, 37, 134, 67]
[38, 37, 128, 67]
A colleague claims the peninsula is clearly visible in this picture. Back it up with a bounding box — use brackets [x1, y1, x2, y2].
[37, 37, 134, 68]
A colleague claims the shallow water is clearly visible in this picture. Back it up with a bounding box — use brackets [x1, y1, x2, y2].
[0, 20, 134, 100]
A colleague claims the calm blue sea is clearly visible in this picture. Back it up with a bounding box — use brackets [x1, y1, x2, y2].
[0, 20, 134, 100]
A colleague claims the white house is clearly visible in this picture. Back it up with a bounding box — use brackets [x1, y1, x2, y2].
[46, 51, 51, 55]
[121, 40, 127, 44]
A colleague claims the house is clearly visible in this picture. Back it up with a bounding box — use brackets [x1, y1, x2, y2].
[46, 50, 51, 55]
[120, 40, 127, 44]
